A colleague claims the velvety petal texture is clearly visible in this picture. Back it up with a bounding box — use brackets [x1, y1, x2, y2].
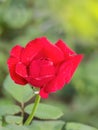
[21, 38, 43, 65]
[59, 54, 83, 84]
[7, 37, 83, 98]
[7, 57, 27, 85]
[10, 45, 24, 59]
[16, 62, 28, 78]
[7, 45, 27, 85]
[40, 37, 65, 63]
[56, 40, 76, 56]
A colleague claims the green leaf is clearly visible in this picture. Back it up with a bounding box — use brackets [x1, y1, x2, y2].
[3, 75, 34, 103]
[5, 116, 23, 125]
[0, 98, 13, 106]
[66, 123, 98, 130]
[25, 103, 63, 119]
[3, 124, 29, 130]
[0, 105, 20, 116]
[28, 120, 65, 130]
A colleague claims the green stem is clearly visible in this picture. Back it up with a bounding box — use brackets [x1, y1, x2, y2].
[24, 94, 41, 125]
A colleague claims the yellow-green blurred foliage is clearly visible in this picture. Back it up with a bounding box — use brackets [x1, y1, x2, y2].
[48, 0, 98, 45]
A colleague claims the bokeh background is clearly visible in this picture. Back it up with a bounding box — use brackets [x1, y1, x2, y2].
[0, 0, 98, 128]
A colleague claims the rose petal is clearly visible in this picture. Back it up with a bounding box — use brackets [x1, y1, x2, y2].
[28, 58, 55, 87]
[7, 57, 27, 85]
[16, 62, 28, 78]
[29, 60, 40, 78]
[55, 40, 76, 56]
[60, 54, 83, 84]
[21, 38, 43, 65]
[44, 54, 83, 93]
[22, 37, 65, 65]
[28, 77, 45, 87]
[7, 57, 18, 68]
[9, 67, 27, 85]
[10, 45, 24, 59]
[29, 59, 55, 79]
[39, 87, 48, 98]
[41, 37, 65, 63]
[28, 76, 54, 88]
[44, 72, 66, 93]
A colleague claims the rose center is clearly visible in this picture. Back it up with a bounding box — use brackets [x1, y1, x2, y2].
[29, 58, 55, 80]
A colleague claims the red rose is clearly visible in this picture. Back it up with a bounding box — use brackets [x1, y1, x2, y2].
[7, 37, 83, 98]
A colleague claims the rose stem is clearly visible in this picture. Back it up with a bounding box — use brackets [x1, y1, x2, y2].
[24, 94, 41, 125]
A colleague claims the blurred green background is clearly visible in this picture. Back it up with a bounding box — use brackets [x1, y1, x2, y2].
[0, 0, 98, 128]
